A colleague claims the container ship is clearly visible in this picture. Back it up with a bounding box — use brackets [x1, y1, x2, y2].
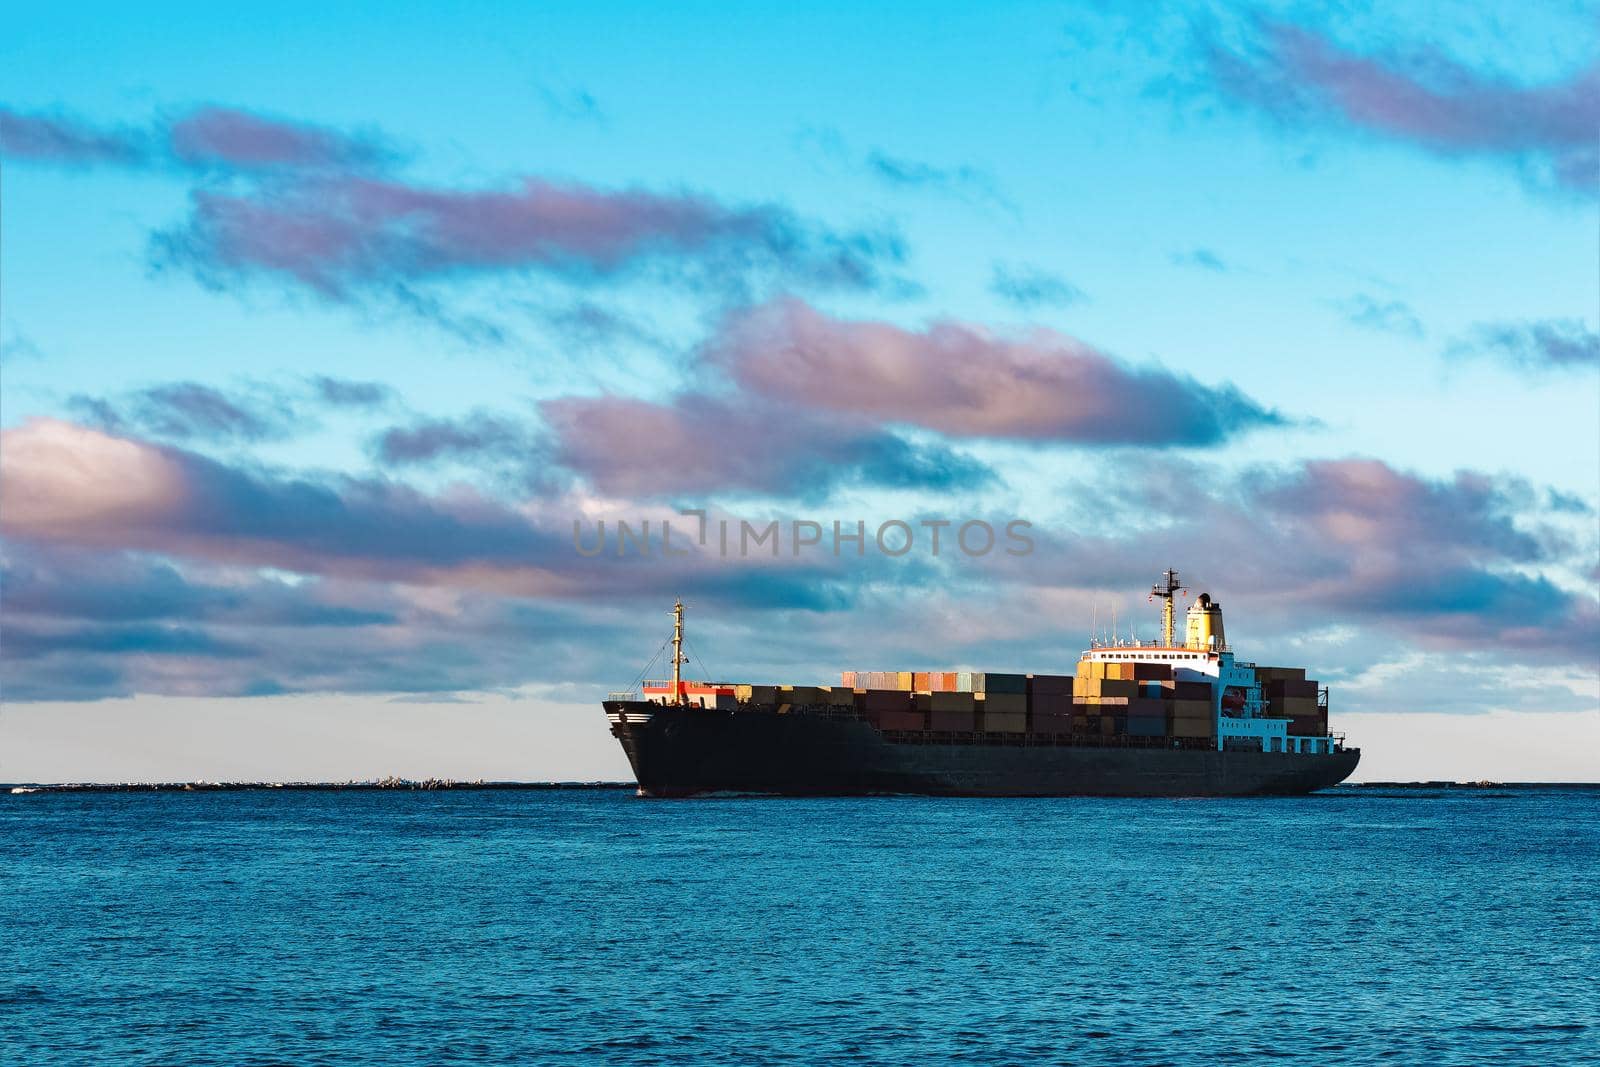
[603, 570, 1359, 797]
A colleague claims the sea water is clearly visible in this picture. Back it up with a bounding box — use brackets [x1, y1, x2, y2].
[3, 786, 1596, 1065]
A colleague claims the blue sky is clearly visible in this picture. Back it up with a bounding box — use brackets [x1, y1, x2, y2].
[2, 1, 1596, 780]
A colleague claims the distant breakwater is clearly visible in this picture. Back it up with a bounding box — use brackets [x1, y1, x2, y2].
[6, 779, 636, 794]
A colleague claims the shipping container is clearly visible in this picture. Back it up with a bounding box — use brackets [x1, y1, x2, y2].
[1132, 662, 1173, 681]
[1078, 677, 1139, 699]
[1255, 666, 1306, 683]
[896, 671, 914, 692]
[1032, 712, 1074, 735]
[876, 709, 926, 732]
[1127, 697, 1167, 717]
[839, 671, 857, 689]
[980, 692, 1027, 714]
[1127, 714, 1167, 737]
[1030, 693, 1072, 718]
[913, 672, 931, 692]
[858, 689, 911, 712]
[1264, 677, 1319, 699]
[1278, 696, 1319, 718]
[1171, 717, 1214, 738]
[982, 710, 1026, 733]
[823, 686, 855, 706]
[1287, 713, 1328, 736]
[955, 671, 975, 692]
[929, 710, 975, 732]
[1028, 673, 1074, 696]
[984, 672, 1027, 695]
[929, 691, 976, 712]
[1075, 694, 1131, 707]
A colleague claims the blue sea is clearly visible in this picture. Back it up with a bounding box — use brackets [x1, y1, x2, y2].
[3, 786, 1596, 1065]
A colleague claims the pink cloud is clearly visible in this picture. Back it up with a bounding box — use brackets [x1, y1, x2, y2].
[0, 419, 188, 532]
[965, 455, 1596, 663]
[0, 418, 555, 579]
[702, 298, 1284, 445]
[168, 106, 393, 170]
[3, 421, 1592, 698]
[1208, 22, 1600, 193]
[152, 177, 902, 299]
[0, 418, 885, 604]
[0, 104, 391, 173]
[0, 108, 149, 165]
[540, 393, 991, 497]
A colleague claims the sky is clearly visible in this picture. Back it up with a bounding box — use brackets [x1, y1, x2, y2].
[2, 0, 1597, 783]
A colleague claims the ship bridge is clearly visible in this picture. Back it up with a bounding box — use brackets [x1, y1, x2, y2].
[1078, 573, 1340, 756]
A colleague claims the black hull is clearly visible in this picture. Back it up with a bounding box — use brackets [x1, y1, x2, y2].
[605, 702, 1360, 798]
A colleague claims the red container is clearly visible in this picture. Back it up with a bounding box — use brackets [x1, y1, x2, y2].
[1031, 693, 1071, 717]
[1287, 713, 1328, 736]
[877, 710, 926, 732]
[1132, 662, 1173, 681]
[1028, 674, 1074, 696]
[929, 710, 975, 731]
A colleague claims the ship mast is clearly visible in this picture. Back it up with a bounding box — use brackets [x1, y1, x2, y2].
[670, 599, 688, 706]
[1150, 568, 1184, 648]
